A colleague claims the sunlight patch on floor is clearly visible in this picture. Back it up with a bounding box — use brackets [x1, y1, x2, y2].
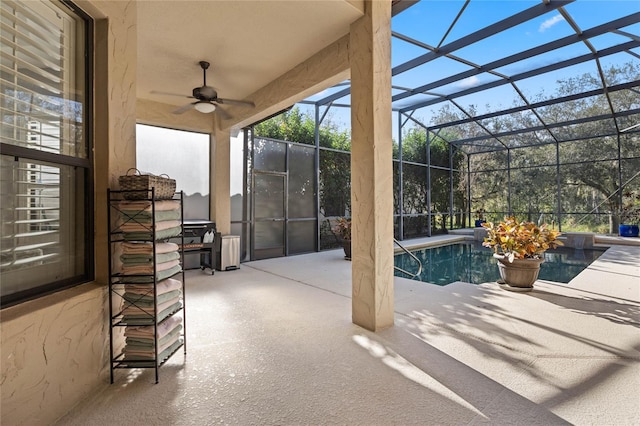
[352, 334, 487, 419]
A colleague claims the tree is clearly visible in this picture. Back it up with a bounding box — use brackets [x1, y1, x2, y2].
[254, 106, 352, 218]
[541, 63, 640, 231]
[399, 126, 465, 234]
[429, 62, 640, 232]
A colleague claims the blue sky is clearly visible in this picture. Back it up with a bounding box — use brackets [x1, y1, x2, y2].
[302, 0, 640, 135]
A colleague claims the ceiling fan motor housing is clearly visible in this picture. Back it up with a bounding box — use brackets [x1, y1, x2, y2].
[192, 86, 216, 101]
[193, 87, 204, 100]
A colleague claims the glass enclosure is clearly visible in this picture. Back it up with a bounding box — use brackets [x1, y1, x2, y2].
[238, 1, 639, 261]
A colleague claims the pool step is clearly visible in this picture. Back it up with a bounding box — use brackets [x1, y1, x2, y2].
[595, 235, 640, 246]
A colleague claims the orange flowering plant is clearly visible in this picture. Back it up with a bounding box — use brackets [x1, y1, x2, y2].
[332, 217, 352, 241]
[482, 216, 563, 262]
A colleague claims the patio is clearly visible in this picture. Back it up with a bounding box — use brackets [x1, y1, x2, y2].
[57, 240, 640, 425]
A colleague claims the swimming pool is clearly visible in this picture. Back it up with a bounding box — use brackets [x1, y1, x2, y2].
[394, 242, 605, 285]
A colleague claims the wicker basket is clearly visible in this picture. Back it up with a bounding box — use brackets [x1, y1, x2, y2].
[118, 168, 176, 200]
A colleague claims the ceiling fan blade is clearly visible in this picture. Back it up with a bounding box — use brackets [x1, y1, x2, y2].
[172, 102, 197, 114]
[215, 106, 232, 120]
[151, 90, 193, 99]
[216, 98, 255, 108]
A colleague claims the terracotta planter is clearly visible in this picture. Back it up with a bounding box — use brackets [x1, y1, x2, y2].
[494, 253, 544, 291]
[342, 239, 351, 260]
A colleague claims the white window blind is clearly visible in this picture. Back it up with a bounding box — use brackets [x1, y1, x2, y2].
[0, 0, 89, 306]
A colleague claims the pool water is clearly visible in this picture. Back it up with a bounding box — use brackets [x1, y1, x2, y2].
[394, 242, 605, 285]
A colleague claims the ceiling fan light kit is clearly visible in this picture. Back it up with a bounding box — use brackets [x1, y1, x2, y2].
[194, 101, 216, 113]
[152, 60, 255, 116]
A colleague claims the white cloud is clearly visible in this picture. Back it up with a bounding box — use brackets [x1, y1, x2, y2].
[458, 76, 480, 89]
[539, 14, 565, 32]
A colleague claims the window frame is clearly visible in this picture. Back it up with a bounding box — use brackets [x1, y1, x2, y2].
[0, 0, 94, 308]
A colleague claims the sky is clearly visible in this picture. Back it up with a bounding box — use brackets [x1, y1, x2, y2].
[303, 0, 640, 135]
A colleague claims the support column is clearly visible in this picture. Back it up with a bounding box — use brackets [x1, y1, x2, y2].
[213, 127, 231, 234]
[93, 2, 137, 283]
[349, 0, 394, 331]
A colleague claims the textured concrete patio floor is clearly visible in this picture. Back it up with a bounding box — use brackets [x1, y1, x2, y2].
[57, 241, 640, 425]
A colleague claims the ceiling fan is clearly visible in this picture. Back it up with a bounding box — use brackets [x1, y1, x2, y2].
[152, 61, 255, 116]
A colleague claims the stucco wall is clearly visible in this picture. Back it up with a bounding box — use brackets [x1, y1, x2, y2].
[1, 285, 109, 425]
[0, 1, 137, 424]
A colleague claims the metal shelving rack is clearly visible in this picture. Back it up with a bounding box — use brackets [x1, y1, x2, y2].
[107, 188, 186, 383]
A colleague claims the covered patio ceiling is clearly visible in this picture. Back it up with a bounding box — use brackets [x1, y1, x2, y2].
[303, 0, 640, 154]
[136, 0, 365, 118]
[136, 0, 414, 130]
